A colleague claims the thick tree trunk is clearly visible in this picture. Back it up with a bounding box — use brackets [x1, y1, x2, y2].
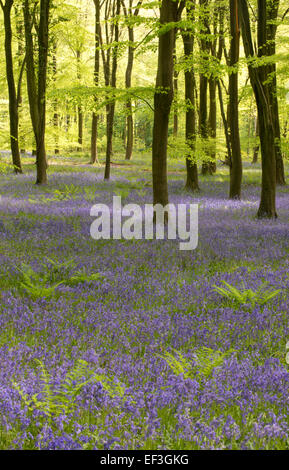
[36, 0, 50, 184]
[229, 0, 242, 199]
[152, 0, 183, 206]
[1, 0, 22, 173]
[24, 0, 50, 184]
[239, 0, 277, 218]
[267, 0, 286, 185]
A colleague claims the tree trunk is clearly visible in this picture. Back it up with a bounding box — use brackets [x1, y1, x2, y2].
[252, 116, 259, 163]
[239, 0, 277, 218]
[23, 0, 50, 184]
[91, 0, 100, 164]
[173, 50, 179, 137]
[199, 0, 212, 176]
[52, 42, 59, 155]
[1, 0, 22, 173]
[267, 0, 286, 185]
[15, 5, 26, 155]
[229, 0, 242, 199]
[182, 1, 199, 192]
[78, 106, 83, 149]
[104, 0, 121, 180]
[152, 0, 183, 206]
[208, 77, 217, 173]
[76, 50, 83, 151]
[125, 24, 134, 160]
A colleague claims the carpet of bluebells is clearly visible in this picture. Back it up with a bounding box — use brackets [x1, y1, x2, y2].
[0, 154, 288, 450]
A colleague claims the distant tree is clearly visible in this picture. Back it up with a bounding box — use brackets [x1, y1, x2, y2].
[121, 0, 143, 161]
[199, 0, 212, 176]
[101, 0, 121, 180]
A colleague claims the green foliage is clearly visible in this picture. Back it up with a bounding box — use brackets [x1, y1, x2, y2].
[13, 359, 125, 419]
[0, 159, 14, 174]
[16, 261, 104, 298]
[159, 347, 235, 381]
[64, 269, 104, 287]
[42, 257, 76, 283]
[29, 185, 81, 204]
[213, 281, 281, 307]
[16, 263, 63, 300]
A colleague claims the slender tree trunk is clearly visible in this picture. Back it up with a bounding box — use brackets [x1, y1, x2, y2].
[208, 77, 217, 173]
[76, 50, 83, 151]
[121, 0, 142, 160]
[15, 6, 26, 155]
[218, 81, 232, 166]
[125, 24, 134, 160]
[252, 115, 259, 163]
[229, 0, 242, 199]
[104, 0, 121, 180]
[78, 106, 83, 148]
[173, 50, 179, 137]
[52, 42, 59, 155]
[182, 1, 199, 191]
[91, 0, 100, 164]
[199, 0, 212, 176]
[1, 0, 22, 173]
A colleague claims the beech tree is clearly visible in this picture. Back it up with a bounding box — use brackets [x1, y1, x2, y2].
[90, 0, 101, 164]
[238, 0, 277, 218]
[23, 0, 51, 184]
[229, 0, 242, 199]
[152, 0, 185, 207]
[181, 0, 199, 191]
[121, 0, 142, 161]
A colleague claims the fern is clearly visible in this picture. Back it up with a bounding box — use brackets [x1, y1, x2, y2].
[29, 184, 81, 204]
[158, 350, 193, 379]
[213, 281, 281, 307]
[16, 262, 104, 298]
[160, 347, 235, 381]
[193, 347, 235, 378]
[16, 263, 63, 300]
[64, 269, 104, 286]
[13, 359, 125, 420]
[42, 257, 76, 283]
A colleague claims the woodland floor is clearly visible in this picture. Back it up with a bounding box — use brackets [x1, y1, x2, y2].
[0, 153, 288, 449]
